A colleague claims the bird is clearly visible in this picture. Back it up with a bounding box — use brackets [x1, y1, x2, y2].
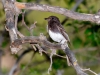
[45, 16, 71, 66]
[44, 16, 70, 47]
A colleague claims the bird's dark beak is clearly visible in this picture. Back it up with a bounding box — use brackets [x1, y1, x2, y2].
[44, 18, 48, 20]
[44, 18, 50, 21]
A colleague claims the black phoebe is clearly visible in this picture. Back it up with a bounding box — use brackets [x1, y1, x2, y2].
[45, 16, 70, 47]
[45, 16, 71, 66]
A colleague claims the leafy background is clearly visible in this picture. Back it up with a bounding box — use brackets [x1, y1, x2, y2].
[0, 0, 100, 75]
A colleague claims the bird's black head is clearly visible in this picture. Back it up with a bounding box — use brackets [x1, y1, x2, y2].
[45, 16, 61, 32]
[45, 16, 60, 23]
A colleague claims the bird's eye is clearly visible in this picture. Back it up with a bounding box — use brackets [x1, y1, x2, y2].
[52, 18, 54, 20]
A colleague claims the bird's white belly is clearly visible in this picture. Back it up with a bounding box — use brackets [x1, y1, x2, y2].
[49, 30, 66, 43]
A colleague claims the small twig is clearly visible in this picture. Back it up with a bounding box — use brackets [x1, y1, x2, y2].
[29, 22, 37, 50]
[38, 47, 67, 59]
[22, 11, 30, 30]
[48, 49, 56, 74]
[17, 30, 25, 38]
[15, 12, 25, 38]
[66, 55, 71, 66]
[30, 21, 37, 30]
[22, 11, 37, 35]
[22, 11, 37, 50]
[35, 44, 43, 55]
[40, 47, 67, 59]
[29, 21, 37, 36]
[82, 68, 98, 75]
[72, 0, 84, 11]
[54, 54, 66, 59]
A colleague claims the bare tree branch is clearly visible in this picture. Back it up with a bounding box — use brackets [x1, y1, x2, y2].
[1, 0, 22, 54]
[10, 35, 88, 75]
[2, 0, 18, 42]
[1, 0, 99, 75]
[15, 2, 100, 24]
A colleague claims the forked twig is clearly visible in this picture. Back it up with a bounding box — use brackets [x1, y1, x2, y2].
[82, 68, 98, 75]
[48, 49, 56, 74]
[22, 11, 37, 50]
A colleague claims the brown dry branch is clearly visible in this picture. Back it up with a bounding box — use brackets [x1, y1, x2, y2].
[2, 0, 22, 54]
[15, 2, 100, 24]
[10, 35, 87, 75]
[22, 11, 37, 51]
[1, 0, 99, 75]
[2, 0, 18, 42]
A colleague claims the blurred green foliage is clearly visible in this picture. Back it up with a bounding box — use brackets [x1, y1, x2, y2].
[0, 0, 100, 75]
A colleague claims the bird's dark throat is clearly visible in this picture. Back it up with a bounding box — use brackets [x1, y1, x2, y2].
[48, 21, 60, 33]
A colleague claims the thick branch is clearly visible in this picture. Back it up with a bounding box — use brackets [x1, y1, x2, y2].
[11, 36, 88, 75]
[11, 36, 61, 49]
[1, 0, 22, 54]
[15, 2, 100, 24]
[2, 0, 18, 42]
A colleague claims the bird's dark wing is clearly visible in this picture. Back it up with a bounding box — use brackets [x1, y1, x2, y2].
[56, 24, 70, 43]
